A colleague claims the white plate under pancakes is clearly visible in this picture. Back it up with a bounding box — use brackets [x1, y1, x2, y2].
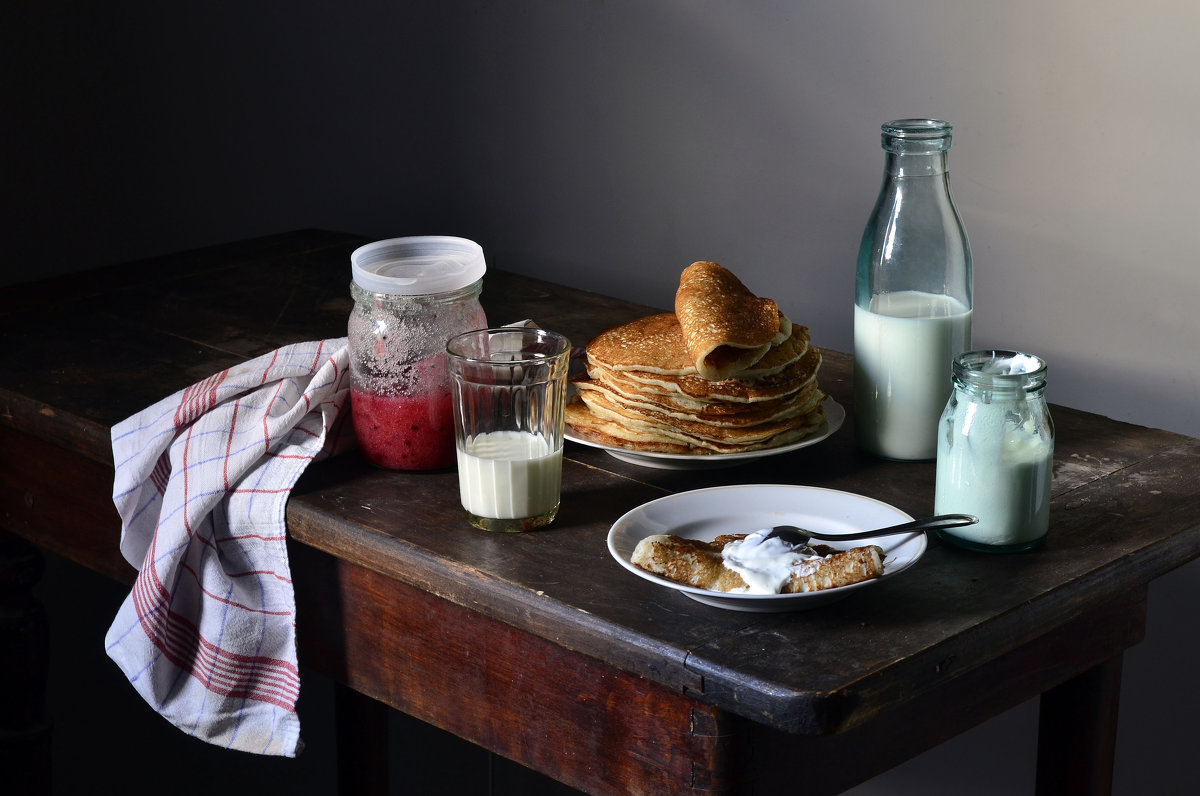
[607, 484, 926, 611]
[566, 397, 845, 470]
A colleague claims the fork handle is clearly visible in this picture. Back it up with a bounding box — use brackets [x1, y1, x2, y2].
[827, 513, 978, 541]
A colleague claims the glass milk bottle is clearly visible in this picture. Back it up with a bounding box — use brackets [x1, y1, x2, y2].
[934, 350, 1054, 553]
[854, 119, 973, 460]
[347, 236, 488, 471]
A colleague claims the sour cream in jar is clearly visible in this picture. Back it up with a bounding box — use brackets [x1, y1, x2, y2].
[934, 350, 1054, 552]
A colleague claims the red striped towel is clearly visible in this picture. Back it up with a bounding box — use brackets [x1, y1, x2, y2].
[105, 338, 353, 756]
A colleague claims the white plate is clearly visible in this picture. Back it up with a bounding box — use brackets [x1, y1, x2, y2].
[566, 397, 844, 470]
[607, 484, 925, 611]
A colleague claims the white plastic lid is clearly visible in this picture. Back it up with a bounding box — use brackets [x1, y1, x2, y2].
[351, 236, 487, 295]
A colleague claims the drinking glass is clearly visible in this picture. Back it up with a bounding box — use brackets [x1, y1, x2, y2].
[447, 327, 572, 531]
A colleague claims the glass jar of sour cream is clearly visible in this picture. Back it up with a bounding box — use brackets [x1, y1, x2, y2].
[348, 237, 488, 470]
[934, 350, 1054, 552]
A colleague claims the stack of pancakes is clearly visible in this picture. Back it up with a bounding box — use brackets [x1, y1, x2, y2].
[566, 261, 825, 455]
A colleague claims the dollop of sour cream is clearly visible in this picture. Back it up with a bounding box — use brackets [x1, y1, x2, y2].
[977, 352, 1043, 376]
[721, 529, 822, 594]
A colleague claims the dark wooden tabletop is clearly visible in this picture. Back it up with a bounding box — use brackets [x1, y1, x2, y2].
[4, 229, 1200, 794]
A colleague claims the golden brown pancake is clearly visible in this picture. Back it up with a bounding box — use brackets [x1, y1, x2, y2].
[586, 313, 696, 375]
[737, 321, 807, 378]
[577, 389, 820, 444]
[588, 346, 822, 403]
[630, 533, 885, 593]
[675, 261, 781, 380]
[629, 534, 747, 592]
[566, 396, 825, 454]
[585, 310, 810, 382]
[573, 377, 823, 427]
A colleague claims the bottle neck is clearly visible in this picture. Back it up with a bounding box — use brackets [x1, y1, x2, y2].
[885, 149, 949, 178]
[880, 119, 953, 177]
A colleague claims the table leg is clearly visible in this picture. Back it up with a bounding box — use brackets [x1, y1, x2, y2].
[1035, 653, 1124, 796]
[335, 680, 389, 796]
[0, 531, 51, 795]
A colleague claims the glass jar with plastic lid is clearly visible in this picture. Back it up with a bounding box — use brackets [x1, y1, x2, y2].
[348, 236, 488, 470]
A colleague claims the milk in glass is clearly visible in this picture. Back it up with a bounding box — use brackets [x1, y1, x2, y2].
[854, 291, 971, 460]
[456, 431, 562, 520]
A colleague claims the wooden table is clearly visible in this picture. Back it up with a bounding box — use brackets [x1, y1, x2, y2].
[3, 230, 1199, 794]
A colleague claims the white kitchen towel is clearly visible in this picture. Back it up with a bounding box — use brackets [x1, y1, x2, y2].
[104, 338, 353, 756]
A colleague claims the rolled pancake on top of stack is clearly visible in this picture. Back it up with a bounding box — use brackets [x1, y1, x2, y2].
[675, 261, 790, 380]
[565, 261, 828, 455]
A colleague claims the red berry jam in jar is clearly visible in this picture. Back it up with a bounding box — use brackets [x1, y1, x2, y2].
[347, 237, 487, 470]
